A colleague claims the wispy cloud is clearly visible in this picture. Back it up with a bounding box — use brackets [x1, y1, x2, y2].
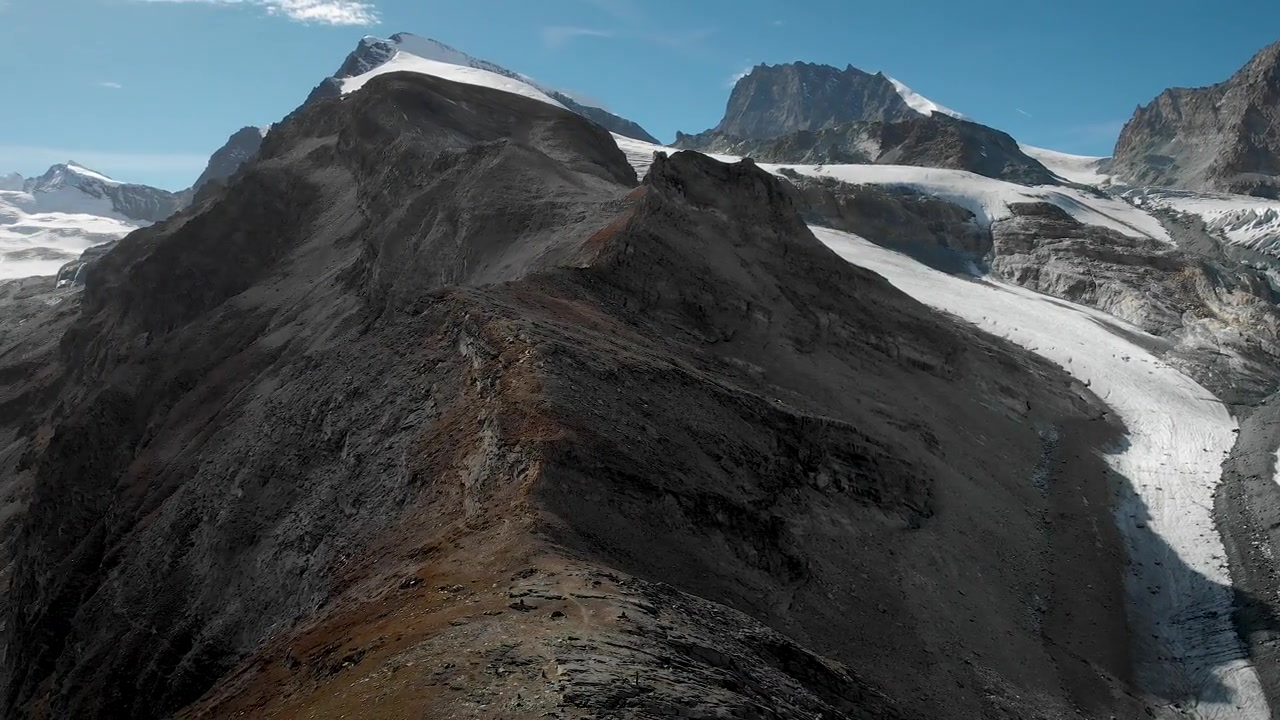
[772, 20, 784, 26]
[0, 145, 208, 179]
[1015, 108, 1032, 117]
[541, 26, 613, 49]
[135, 0, 379, 26]
[97, 81, 125, 90]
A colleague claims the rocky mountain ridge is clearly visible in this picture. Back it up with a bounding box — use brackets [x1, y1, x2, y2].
[189, 126, 269, 198]
[705, 62, 924, 140]
[0, 70, 1154, 720]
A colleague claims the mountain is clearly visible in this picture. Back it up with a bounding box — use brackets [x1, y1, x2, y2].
[0, 163, 174, 279]
[8, 26, 1280, 720]
[189, 126, 268, 197]
[0, 69, 1168, 720]
[704, 62, 931, 141]
[676, 114, 1059, 185]
[22, 162, 180, 222]
[1111, 40, 1280, 198]
[0, 173, 23, 191]
[305, 33, 660, 143]
[676, 63, 1055, 183]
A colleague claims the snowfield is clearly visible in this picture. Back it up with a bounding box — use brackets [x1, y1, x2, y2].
[1019, 144, 1112, 186]
[814, 227, 1268, 718]
[0, 188, 138, 279]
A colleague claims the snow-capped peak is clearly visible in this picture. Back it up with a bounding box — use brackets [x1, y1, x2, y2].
[25, 162, 121, 193]
[385, 33, 490, 70]
[886, 76, 966, 120]
[64, 162, 120, 185]
[0, 172, 23, 191]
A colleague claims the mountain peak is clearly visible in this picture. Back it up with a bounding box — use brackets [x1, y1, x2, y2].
[709, 60, 920, 140]
[27, 162, 120, 192]
[0, 172, 23, 191]
[306, 31, 660, 144]
[1112, 38, 1280, 197]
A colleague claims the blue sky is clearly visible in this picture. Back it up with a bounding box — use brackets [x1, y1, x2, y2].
[0, 0, 1276, 189]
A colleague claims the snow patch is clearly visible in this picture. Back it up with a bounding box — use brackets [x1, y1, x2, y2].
[64, 162, 120, 185]
[340, 51, 565, 108]
[814, 227, 1268, 718]
[886, 76, 966, 119]
[1019, 144, 1111, 187]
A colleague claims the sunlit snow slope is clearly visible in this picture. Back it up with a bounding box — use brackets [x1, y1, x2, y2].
[340, 52, 565, 107]
[886, 76, 966, 119]
[0, 186, 138, 279]
[1020, 144, 1112, 186]
[815, 227, 1267, 718]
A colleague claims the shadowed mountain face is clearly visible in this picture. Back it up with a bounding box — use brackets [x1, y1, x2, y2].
[0, 72, 1168, 719]
[1111, 40, 1280, 198]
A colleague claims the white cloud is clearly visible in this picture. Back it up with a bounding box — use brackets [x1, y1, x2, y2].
[1015, 108, 1032, 117]
[136, 0, 379, 26]
[541, 26, 613, 49]
[97, 81, 124, 90]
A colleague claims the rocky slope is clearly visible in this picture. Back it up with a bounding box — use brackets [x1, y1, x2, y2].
[189, 126, 268, 197]
[0, 72, 1155, 719]
[305, 33, 660, 143]
[679, 114, 1059, 185]
[703, 62, 922, 140]
[1111, 40, 1280, 198]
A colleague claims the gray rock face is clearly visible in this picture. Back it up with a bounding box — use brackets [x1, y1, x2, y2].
[990, 202, 1280, 402]
[699, 62, 921, 141]
[24, 164, 180, 222]
[304, 33, 660, 143]
[1111, 40, 1280, 198]
[190, 126, 267, 195]
[681, 115, 1059, 185]
[779, 171, 990, 266]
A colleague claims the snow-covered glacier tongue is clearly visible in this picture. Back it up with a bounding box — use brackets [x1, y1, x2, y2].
[813, 228, 1270, 719]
